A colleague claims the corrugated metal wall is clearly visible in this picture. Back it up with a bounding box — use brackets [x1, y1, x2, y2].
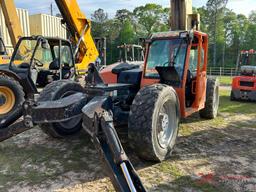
[30, 14, 67, 39]
[0, 8, 30, 53]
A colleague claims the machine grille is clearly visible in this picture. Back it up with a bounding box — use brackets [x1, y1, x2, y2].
[239, 81, 254, 87]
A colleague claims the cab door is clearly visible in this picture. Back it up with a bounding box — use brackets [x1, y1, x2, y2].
[193, 35, 207, 109]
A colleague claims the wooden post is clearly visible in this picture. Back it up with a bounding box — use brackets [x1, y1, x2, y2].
[170, 0, 192, 30]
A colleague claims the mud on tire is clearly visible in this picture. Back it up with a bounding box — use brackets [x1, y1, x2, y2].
[0, 76, 24, 121]
[199, 78, 220, 119]
[128, 84, 180, 162]
[38, 80, 84, 138]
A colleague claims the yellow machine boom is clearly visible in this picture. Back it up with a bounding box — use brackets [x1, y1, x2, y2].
[0, 0, 23, 47]
[55, 0, 99, 74]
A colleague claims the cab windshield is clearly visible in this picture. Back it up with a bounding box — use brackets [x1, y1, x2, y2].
[145, 39, 188, 79]
[12, 39, 38, 65]
[12, 39, 53, 68]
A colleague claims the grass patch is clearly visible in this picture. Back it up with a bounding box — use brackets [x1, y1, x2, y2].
[219, 90, 256, 115]
[219, 76, 232, 86]
[179, 124, 194, 136]
[158, 162, 183, 178]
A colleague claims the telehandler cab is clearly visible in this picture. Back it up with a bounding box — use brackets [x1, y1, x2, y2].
[0, 36, 76, 119]
[0, 29, 219, 192]
[0, 0, 105, 121]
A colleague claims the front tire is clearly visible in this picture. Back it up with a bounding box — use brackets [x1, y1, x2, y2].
[199, 78, 219, 119]
[38, 80, 84, 138]
[0, 76, 24, 121]
[128, 84, 180, 162]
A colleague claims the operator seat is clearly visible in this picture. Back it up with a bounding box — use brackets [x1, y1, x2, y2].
[49, 59, 60, 70]
[18, 63, 30, 69]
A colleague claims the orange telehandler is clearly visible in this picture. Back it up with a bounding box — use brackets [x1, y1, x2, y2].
[231, 49, 256, 101]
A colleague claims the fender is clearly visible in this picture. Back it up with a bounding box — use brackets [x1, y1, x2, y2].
[0, 68, 21, 82]
[0, 68, 38, 95]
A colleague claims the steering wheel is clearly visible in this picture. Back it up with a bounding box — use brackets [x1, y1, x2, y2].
[33, 58, 44, 67]
[161, 60, 175, 67]
[160, 61, 169, 67]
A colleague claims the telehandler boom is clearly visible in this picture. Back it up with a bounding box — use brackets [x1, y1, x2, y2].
[0, 0, 23, 47]
[0, 0, 24, 64]
[55, 0, 99, 74]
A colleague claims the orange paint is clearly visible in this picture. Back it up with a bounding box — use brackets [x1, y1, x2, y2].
[100, 31, 209, 118]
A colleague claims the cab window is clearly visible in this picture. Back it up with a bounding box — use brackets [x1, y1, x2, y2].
[145, 39, 188, 80]
[54, 45, 73, 67]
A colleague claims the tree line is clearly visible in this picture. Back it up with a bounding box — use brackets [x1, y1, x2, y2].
[91, 1, 256, 67]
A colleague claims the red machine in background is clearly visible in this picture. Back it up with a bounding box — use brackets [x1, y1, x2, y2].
[231, 49, 256, 101]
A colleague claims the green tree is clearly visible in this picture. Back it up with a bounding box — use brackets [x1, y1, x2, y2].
[244, 11, 256, 50]
[207, 0, 228, 66]
[91, 9, 108, 37]
[133, 4, 169, 35]
[118, 20, 135, 44]
[223, 11, 249, 67]
[115, 9, 133, 23]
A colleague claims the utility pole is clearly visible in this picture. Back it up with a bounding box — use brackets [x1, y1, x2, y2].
[50, 3, 53, 16]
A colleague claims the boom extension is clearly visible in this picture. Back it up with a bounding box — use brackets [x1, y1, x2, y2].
[0, 65, 146, 191]
[55, 0, 99, 73]
[82, 96, 146, 192]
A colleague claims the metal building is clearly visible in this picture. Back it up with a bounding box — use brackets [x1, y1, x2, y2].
[29, 14, 67, 39]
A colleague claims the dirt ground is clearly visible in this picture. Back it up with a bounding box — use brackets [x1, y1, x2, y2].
[0, 89, 255, 192]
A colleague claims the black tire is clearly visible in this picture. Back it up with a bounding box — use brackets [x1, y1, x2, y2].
[0, 76, 24, 121]
[199, 78, 219, 119]
[38, 80, 84, 138]
[128, 84, 180, 162]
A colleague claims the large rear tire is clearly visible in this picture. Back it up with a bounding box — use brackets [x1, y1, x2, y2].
[128, 84, 180, 162]
[0, 76, 24, 121]
[199, 78, 219, 119]
[38, 80, 84, 138]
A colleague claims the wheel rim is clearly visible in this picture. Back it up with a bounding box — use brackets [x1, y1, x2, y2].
[0, 86, 15, 115]
[157, 100, 176, 149]
[58, 91, 81, 129]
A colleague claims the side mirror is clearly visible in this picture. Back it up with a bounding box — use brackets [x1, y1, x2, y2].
[179, 31, 194, 42]
[41, 39, 50, 49]
[188, 30, 194, 41]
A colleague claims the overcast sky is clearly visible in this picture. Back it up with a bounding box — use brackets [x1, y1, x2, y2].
[14, 0, 256, 18]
